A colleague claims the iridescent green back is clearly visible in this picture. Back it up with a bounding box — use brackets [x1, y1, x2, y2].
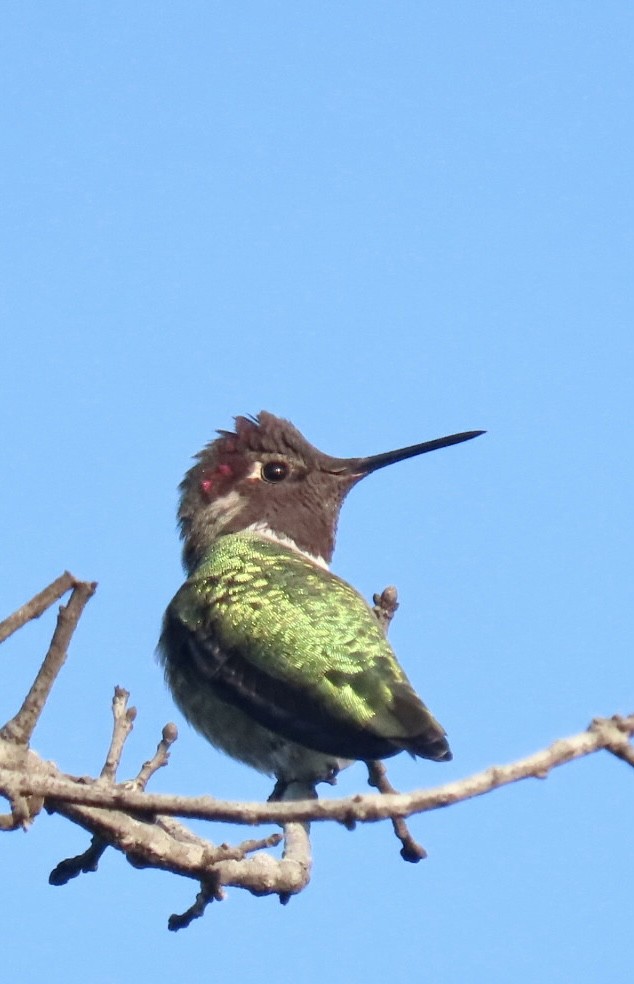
[163, 532, 449, 761]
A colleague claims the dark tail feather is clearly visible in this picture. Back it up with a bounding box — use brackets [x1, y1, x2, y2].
[390, 689, 453, 762]
[408, 729, 452, 762]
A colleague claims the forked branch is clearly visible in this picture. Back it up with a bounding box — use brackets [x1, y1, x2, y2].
[0, 575, 632, 929]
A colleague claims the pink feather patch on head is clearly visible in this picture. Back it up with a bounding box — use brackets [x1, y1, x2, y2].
[199, 477, 214, 498]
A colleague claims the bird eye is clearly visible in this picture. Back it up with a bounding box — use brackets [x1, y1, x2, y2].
[261, 461, 289, 483]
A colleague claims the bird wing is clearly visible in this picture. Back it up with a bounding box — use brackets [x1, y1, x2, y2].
[161, 532, 450, 761]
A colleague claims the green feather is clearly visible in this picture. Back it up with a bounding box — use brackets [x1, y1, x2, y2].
[162, 532, 448, 761]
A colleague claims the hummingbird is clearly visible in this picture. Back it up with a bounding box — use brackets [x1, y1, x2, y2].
[159, 412, 483, 798]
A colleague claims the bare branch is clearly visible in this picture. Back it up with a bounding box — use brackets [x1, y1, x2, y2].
[372, 585, 399, 633]
[366, 760, 426, 862]
[0, 812, 22, 831]
[52, 688, 138, 883]
[3, 714, 632, 829]
[0, 793, 42, 831]
[609, 744, 634, 768]
[100, 688, 137, 782]
[0, 580, 96, 745]
[278, 818, 311, 904]
[592, 718, 634, 768]
[45, 790, 313, 901]
[1, 573, 632, 925]
[0, 757, 44, 829]
[166, 831, 285, 930]
[168, 880, 222, 931]
[53, 707, 175, 883]
[49, 836, 108, 886]
[0, 572, 76, 645]
[132, 722, 178, 791]
[369, 588, 428, 859]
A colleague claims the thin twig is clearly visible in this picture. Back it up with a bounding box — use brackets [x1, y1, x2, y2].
[53, 703, 174, 883]
[166, 831, 284, 929]
[233, 832, 283, 855]
[132, 723, 178, 791]
[0, 581, 96, 745]
[0, 572, 76, 645]
[366, 760, 426, 862]
[369, 587, 428, 859]
[100, 688, 136, 782]
[49, 836, 108, 886]
[168, 880, 223, 931]
[61, 689, 138, 881]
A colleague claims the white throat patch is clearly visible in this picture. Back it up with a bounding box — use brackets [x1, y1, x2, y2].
[246, 521, 329, 570]
[207, 489, 244, 525]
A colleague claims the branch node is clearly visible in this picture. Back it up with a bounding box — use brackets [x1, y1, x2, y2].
[372, 586, 399, 634]
[132, 722, 179, 791]
[100, 688, 135, 782]
[589, 715, 634, 768]
[49, 836, 108, 886]
[0, 572, 77, 645]
[168, 879, 221, 931]
[0, 581, 96, 745]
[0, 813, 22, 831]
[366, 759, 427, 862]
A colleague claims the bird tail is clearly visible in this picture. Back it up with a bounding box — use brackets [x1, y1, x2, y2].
[405, 722, 452, 762]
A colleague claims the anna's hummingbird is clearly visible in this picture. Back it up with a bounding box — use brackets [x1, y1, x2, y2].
[159, 412, 483, 796]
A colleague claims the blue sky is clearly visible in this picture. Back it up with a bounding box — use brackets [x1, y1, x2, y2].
[1, 3, 632, 982]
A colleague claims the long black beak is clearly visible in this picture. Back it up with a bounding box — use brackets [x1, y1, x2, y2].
[332, 430, 485, 478]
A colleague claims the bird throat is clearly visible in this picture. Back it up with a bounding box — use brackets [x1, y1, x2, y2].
[245, 521, 329, 570]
